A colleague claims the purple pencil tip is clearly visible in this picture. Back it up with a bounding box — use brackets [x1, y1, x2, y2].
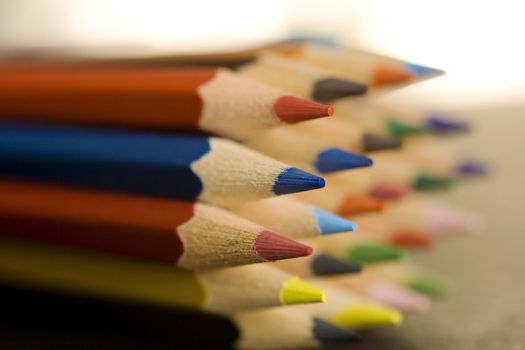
[456, 160, 488, 177]
[426, 115, 470, 133]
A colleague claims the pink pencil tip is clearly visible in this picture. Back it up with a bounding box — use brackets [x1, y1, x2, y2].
[369, 183, 409, 200]
[370, 282, 432, 313]
[426, 204, 486, 235]
[254, 230, 313, 261]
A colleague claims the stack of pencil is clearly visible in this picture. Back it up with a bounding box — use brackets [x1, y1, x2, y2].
[0, 35, 485, 349]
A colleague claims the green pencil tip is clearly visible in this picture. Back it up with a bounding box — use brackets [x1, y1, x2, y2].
[346, 243, 408, 264]
[406, 273, 452, 297]
[412, 174, 454, 190]
[385, 118, 429, 136]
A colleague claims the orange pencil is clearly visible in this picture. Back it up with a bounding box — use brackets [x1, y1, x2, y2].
[0, 180, 312, 271]
[0, 65, 332, 140]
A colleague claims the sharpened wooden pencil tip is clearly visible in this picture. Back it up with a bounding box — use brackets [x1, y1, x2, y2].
[338, 195, 386, 215]
[254, 230, 313, 261]
[368, 183, 409, 200]
[273, 95, 334, 123]
[371, 65, 415, 86]
[389, 230, 435, 248]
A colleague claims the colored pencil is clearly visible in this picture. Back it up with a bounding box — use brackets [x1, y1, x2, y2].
[0, 122, 325, 206]
[367, 152, 455, 191]
[232, 196, 357, 238]
[0, 239, 326, 314]
[0, 65, 333, 140]
[352, 214, 435, 248]
[238, 54, 368, 102]
[1, 286, 360, 350]
[277, 43, 443, 86]
[323, 169, 411, 200]
[372, 197, 486, 235]
[307, 234, 408, 265]
[273, 253, 362, 278]
[293, 186, 387, 216]
[0, 179, 313, 270]
[292, 279, 403, 329]
[64, 40, 440, 87]
[335, 99, 470, 135]
[328, 273, 432, 313]
[244, 126, 373, 174]
[20, 37, 441, 87]
[366, 262, 452, 298]
[404, 139, 487, 178]
[290, 118, 403, 153]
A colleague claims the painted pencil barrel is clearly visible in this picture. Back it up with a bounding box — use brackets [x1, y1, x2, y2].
[0, 122, 325, 206]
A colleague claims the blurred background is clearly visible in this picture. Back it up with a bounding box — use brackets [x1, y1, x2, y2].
[0, 0, 523, 348]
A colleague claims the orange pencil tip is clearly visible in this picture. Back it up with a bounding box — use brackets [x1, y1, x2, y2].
[371, 65, 415, 87]
[338, 195, 386, 215]
[273, 95, 333, 123]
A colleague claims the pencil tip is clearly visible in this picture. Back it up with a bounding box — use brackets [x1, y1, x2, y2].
[371, 65, 415, 86]
[312, 207, 358, 234]
[426, 204, 486, 234]
[404, 63, 445, 77]
[338, 195, 386, 215]
[346, 243, 408, 264]
[406, 273, 452, 298]
[273, 95, 334, 123]
[315, 147, 373, 173]
[455, 159, 487, 177]
[386, 119, 429, 136]
[311, 253, 363, 276]
[280, 277, 326, 305]
[254, 230, 313, 261]
[333, 303, 403, 329]
[313, 318, 362, 344]
[425, 115, 470, 133]
[369, 282, 432, 313]
[312, 78, 368, 102]
[388, 230, 435, 248]
[362, 133, 403, 152]
[368, 183, 410, 200]
[412, 174, 454, 190]
[274, 167, 325, 195]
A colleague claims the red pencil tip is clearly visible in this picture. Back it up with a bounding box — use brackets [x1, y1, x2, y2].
[254, 230, 313, 261]
[371, 65, 415, 87]
[389, 230, 434, 248]
[369, 183, 410, 200]
[273, 95, 333, 123]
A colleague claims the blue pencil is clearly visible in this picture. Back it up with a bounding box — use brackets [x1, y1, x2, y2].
[0, 122, 325, 207]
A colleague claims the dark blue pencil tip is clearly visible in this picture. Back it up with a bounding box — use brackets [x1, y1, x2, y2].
[425, 115, 470, 133]
[312, 207, 358, 234]
[315, 148, 373, 173]
[455, 160, 488, 177]
[404, 63, 445, 77]
[273, 167, 325, 195]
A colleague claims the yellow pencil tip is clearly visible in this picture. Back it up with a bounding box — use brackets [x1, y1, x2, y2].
[280, 277, 326, 305]
[332, 302, 403, 329]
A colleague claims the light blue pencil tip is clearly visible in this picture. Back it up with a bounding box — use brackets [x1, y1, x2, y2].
[315, 148, 373, 173]
[273, 167, 325, 195]
[404, 63, 444, 77]
[312, 207, 358, 234]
